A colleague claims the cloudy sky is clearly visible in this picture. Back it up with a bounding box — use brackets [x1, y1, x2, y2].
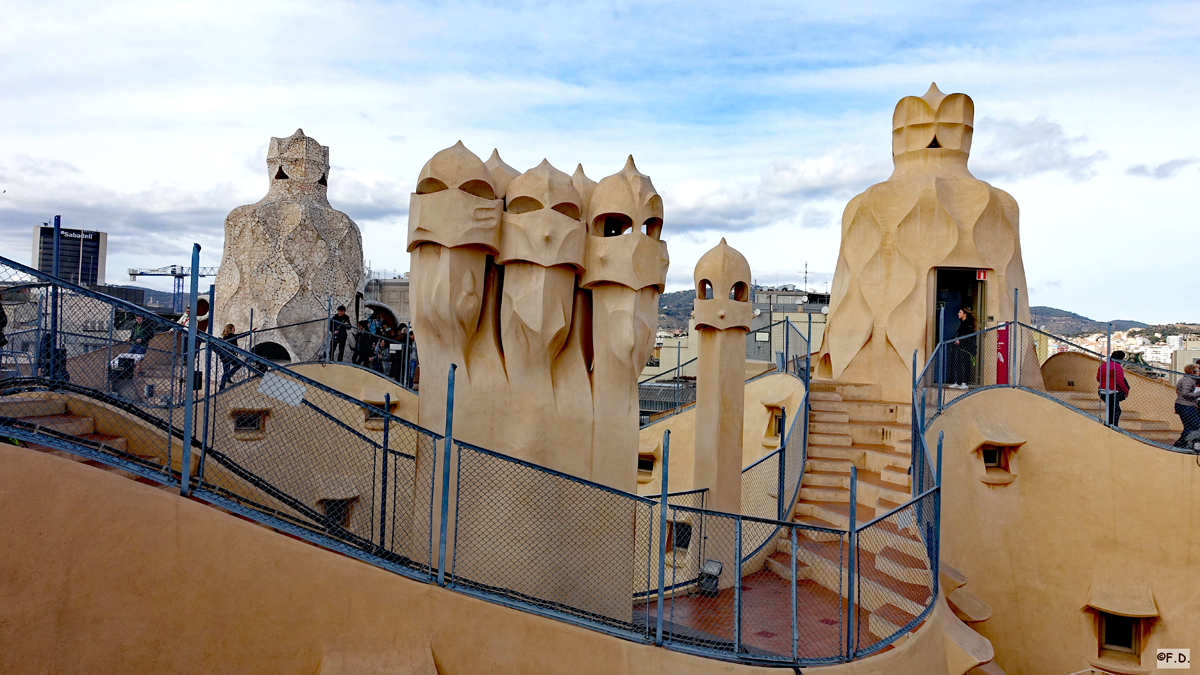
[1, 1, 1197, 323]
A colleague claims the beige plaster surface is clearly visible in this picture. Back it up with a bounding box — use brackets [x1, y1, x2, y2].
[637, 372, 805, 498]
[691, 239, 754, 513]
[289, 362, 419, 422]
[407, 143, 667, 493]
[215, 130, 364, 362]
[818, 84, 1040, 401]
[930, 387, 1200, 675]
[0, 444, 982, 675]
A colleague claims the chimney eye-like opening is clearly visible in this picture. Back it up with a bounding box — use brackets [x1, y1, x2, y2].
[596, 214, 633, 237]
[643, 217, 663, 240]
[317, 173, 328, 186]
[551, 202, 581, 221]
[416, 177, 448, 194]
[697, 279, 712, 300]
[507, 196, 544, 214]
[927, 136, 942, 149]
[274, 166, 289, 180]
[730, 281, 749, 302]
[458, 179, 496, 200]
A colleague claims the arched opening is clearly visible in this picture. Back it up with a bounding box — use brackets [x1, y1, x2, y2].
[643, 217, 663, 239]
[274, 166, 289, 180]
[253, 341, 291, 363]
[730, 281, 749, 302]
[697, 279, 712, 300]
[317, 173, 328, 186]
[594, 213, 633, 237]
[416, 177, 448, 194]
[363, 301, 400, 331]
[457, 179, 496, 200]
[927, 136, 942, 149]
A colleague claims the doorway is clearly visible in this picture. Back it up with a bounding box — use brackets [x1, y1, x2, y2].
[933, 269, 985, 384]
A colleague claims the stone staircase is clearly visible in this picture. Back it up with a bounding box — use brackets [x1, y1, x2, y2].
[0, 394, 268, 530]
[766, 379, 935, 646]
[0, 394, 178, 491]
[1043, 389, 1177, 445]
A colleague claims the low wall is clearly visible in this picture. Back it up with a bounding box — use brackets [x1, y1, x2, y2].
[932, 387, 1200, 674]
[0, 445, 968, 675]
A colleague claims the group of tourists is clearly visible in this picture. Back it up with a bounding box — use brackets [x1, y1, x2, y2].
[328, 306, 418, 387]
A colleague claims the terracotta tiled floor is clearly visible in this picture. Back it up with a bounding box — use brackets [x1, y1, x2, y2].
[637, 568, 864, 660]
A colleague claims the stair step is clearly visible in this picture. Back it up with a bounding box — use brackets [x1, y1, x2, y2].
[880, 464, 911, 487]
[810, 391, 843, 402]
[801, 500, 875, 529]
[0, 395, 66, 418]
[800, 485, 850, 502]
[869, 603, 918, 639]
[809, 433, 853, 446]
[810, 421, 850, 435]
[765, 550, 811, 581]
[810, 410, 850, 423]
[805, 458, 853, 473]
[809, 400, 848, 413]
[802, 469, 851, 487]
[18, 414, 95, 436]
[78, 433, 129, 453]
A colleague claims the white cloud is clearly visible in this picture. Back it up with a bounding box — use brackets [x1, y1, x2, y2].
[1126, 157, 1199, 179]
[971, 116, 1107, 182]
[0, 0, 1198, 322]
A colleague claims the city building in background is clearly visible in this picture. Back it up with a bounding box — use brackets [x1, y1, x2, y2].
[32, 225, 107, 287]
[362, 269, 410, 326]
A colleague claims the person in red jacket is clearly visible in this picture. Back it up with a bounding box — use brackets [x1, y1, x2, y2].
[1096, 350, 1130, 427]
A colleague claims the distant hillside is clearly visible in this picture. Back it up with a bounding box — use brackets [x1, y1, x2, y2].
[658, 290, 694, 332]
[1030, 306, 1147, 336]
[658, 297, 1164, 338]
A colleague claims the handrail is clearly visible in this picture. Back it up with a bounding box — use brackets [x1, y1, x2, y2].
[2, 254, 939, 668]
[922, 320, 1196, 455]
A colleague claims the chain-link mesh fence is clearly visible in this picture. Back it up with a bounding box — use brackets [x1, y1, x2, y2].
[0, 254, 442, 582]
[450, 440, 657, 637]
[914, 321, 1197, 454]
[851, 489, 938, 657]
[639, 357, 698, 426]
[1, 253, 951, 667]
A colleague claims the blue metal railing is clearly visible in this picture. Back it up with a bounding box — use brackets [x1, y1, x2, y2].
[0, 253, 941, 667]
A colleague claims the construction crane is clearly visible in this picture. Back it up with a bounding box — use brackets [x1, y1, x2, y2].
[127, 265, 220, 313]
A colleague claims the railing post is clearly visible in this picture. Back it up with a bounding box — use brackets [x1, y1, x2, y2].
[790, 524, 799, 663]
[197, 283, 216, 485]
[325, 296, 333, 363]
[846, 466, 858, 659]
[806, 312, 812, 385]
[934, 431, 944, 596]
[674, 342, 681, 412]
[937, 305, 946, 411]
[655, 429, 671, 646]
[1011, 288, 1019, 387]
[248, 308, 255, 351]
[105, 304, 114, 392]
[50, 215, 60, 379]
[380, 392, 391, 550]
[179, 244, 201, 497]
[1104, 323, 1113, 427]
[437, 363, 457, 587]
[777, 406, 787, 520]
[911, 349, 920, 497]
[734, 516, 743, 655]
[784, 316, 790, 367]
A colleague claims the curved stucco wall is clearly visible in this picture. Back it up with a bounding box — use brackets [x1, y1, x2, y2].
[0, 445, 978, 674]
[1041, 351, 1183, 433]
[636, 372, 806, 496]
[931, 387, 1200, 674]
